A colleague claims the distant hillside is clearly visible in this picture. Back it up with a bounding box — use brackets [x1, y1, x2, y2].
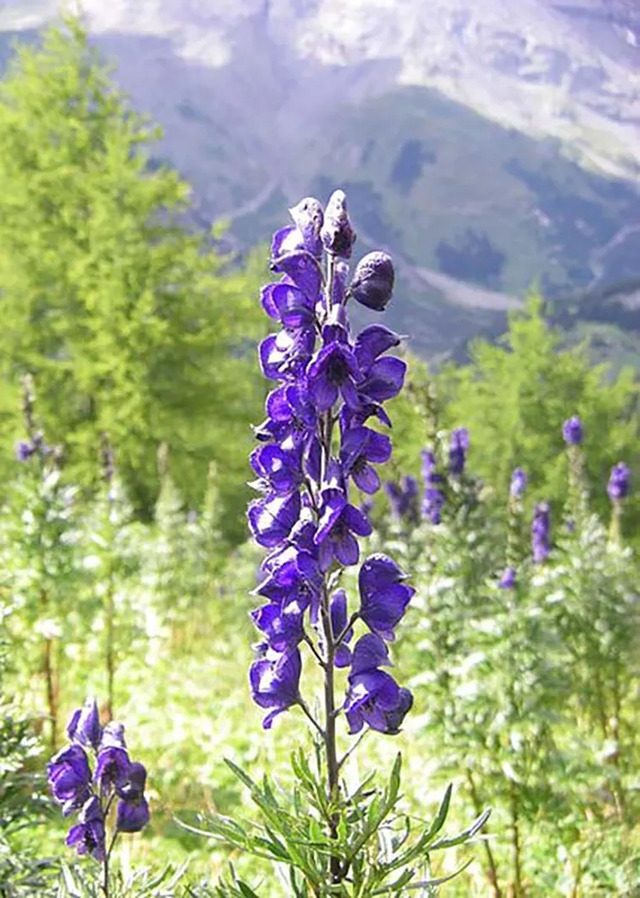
[0, 0, 638, 360]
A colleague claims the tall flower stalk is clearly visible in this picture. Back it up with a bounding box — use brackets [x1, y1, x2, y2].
[235, 191, 488, 893]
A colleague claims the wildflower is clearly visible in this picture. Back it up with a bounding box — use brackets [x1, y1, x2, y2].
[349, 251, 395, 311]
[532, 502, 551, 563]
[562, 416, 583, 445]
[607, 462, 631, 501]
[510, 467, 527, 498]
[448, 427, 469, 476]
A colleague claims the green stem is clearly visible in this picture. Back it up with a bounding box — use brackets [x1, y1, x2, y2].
[466, 770, 502, 898]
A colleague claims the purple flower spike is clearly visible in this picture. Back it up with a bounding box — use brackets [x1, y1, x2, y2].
[510, 467, 527, 499]
[498, 567, 517, 589]
[422, 450, 446, 524]
[66, 796, 106, 861]
[320, 189, 356, 259]
[532, 502, 551, 563]
[448, 428, 469, 477]
[67, 697, 102, 751]
[607, 462, 631, 501]
[358, 554, 414, 641]
[562, 416, 583, 446]
[48, 744, 92, 816]
[249, 648, 302, 729]
[340, 426, 392, 494]
[350, 252, 395, 311]
[116, 796, 150, 833]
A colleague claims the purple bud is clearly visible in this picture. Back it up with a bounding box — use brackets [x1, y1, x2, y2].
[498, 567, 517, 589]
[320, 189, 356, 259]
[15, 440, 34, 462]
[67, 697, 102, 751]
[607, 462, 630, 501]
[288, 196, 324, 258]
[510, 467, 527, 499]
[349, 252, 395, 311]
[562, 416, 583, 446]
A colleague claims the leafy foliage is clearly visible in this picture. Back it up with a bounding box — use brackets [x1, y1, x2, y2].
[0, 18, 264, 536]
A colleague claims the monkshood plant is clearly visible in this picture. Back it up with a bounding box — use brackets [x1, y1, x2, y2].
[5, 375, 81, 751]
[189, 191, 489, 896]
[47, 698, 150, 897]
[391, 409, 639, 895]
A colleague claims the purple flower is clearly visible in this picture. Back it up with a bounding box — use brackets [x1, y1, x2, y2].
[248, 492, 302, 548]
[116, 796, 150, 833]
[421, 450, 446, 524]
[498, 567, 517, 589]
[115, 762, 150, 834]
[320, 189, 356, 259]
[358, 554, 414, 641]
[261, 281, 317, 330]
[94, 745, 131, 795]
[532, 502, 551, 564]
[115, 761, 147, 803]
[349, 252, 394, 311]
[249, 648, 302, 729]
[250, 437, 303, 496]
[385, 476, 419, 524]
[15, 439, 35, 462]
[66, 796, 106, 861]
[340, 426, 392, 494]
[67, 697, 102, 751]
[307, 329, 361, 412]
[259, 327, 316, 382]
[562, 416, 583, 446]
[607, 462, 631, 501]
[315, 486, 373, 569]
[448, 428, 469, 477]
[510, 467, 527, 499]
[48, 745, 92, 816]
[251, 599, 306, 652]
[344, 634, 413, 735]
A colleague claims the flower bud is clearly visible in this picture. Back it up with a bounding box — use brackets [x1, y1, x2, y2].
[320, 189, 356, 258]
[349, 251, 395, 311]
[289, 196, 324, 257]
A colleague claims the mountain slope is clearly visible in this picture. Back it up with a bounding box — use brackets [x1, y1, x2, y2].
[0, 0, 638, 357]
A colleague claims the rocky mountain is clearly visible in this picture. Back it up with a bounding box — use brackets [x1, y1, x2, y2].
[0, 0, 639, 358]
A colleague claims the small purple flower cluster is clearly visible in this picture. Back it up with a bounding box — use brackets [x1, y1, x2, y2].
[47, 699, 149, 860]
[421, 449, 446, 524]
[15, 431, 50, 462]
[562, 416, 583, 446]
[607, 462, 630, 502]
[448, 427, 469, 477]
[532, 502, 551, 563]
[247, 191, 414, 734]
[384, 475, 419, 525]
